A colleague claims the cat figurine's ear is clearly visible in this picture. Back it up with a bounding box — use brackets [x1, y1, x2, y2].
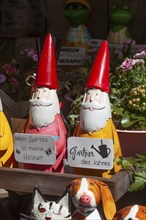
[56, 189, 71, 213]
[31, 187, 47, 210]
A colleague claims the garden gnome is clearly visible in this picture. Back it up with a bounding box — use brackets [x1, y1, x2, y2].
[73, 40, 122, 178]
[108, 5, 134, 44]
[23, 34, 67, 173]
[64, 0, 91, 50]
[0, 98, 17, 167]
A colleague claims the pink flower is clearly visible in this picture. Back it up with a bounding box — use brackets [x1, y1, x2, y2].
[9, 77, 19, 86]
[2, 64, 17, 74]
[133, 51, 146, 59]
[121, 58, 137, 70]
[121, 58, 145, 71]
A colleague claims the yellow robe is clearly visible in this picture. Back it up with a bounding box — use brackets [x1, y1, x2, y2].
[73, 118, 122, 178]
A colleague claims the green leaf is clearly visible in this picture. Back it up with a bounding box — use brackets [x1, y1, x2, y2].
[128, 179, 145, 192]
[121, 112, 139, 128]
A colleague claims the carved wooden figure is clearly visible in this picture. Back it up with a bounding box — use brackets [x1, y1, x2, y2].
[23, 34, 67, 173]
[73, 40, 122, 178]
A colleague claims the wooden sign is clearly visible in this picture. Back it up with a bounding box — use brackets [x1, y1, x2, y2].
[14, 133, 57, 165]
[67, 137, 114, 170]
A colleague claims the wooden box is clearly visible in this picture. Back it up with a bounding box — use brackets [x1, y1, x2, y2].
[0, 167, 131, 202]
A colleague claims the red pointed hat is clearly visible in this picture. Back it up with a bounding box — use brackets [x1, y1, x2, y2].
[85, 40, 110, 93]
[34, 34, 58, 89]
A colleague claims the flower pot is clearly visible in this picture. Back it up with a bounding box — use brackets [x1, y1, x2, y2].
[117, 130, 146, 157]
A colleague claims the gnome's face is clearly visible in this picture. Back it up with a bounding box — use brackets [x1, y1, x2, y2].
[80, 88, 111, 133]
[29, 87, 60, 128]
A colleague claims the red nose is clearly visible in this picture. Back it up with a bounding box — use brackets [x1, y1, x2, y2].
[80, 194, 91, 204]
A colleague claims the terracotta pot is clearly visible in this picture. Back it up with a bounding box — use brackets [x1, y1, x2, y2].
[117, 130, 146, 157]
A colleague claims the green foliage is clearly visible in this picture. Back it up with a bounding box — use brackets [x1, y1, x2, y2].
[115, 154, 146, 192]
[65, 43, 146, 131]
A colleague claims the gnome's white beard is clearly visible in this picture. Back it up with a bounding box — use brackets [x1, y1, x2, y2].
[29, 95, 60, 129]
[80, 94, 111, 133]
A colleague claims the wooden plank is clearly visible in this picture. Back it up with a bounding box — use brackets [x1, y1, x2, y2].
[0, 167, 131, 201]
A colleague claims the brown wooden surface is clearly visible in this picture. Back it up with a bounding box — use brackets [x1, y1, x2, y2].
[0, 167, 131, 201]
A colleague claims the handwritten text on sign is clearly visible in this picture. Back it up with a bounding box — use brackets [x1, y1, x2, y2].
[57, 47, 86, 66]
[67, 137, 114, 170]
[14, 133, 56, 164]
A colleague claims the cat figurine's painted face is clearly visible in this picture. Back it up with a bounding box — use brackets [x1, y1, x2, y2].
[29, 187, 71, 220]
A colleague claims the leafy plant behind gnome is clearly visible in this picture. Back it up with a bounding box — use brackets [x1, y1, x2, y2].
[65, 41, 146, 131]
[115, 154, 146, 192]
[110, 48, 146, 130]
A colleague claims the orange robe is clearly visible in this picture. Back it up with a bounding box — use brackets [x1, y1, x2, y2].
[73, 118, 122, 178]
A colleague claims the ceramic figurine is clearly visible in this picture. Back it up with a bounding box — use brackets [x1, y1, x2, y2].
[67, 177, 116, 220]
[113, 204, 146, 220]
[20, 187, 71, 220]
[64, 0, 91, 50]
[108, 5, 134, 44]
[0, 98, 17, 167]
[73, 40, 122, 178]
[23, 34, 67, 173]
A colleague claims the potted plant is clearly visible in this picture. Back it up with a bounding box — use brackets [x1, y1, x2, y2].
[110, 47, 146, 157]
[61, 41, 146, 157]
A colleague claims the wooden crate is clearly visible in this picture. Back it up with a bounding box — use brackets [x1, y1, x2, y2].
[0, 167, 131, 202]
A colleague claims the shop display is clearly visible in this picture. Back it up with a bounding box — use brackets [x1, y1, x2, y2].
[72, 40, 122, 178]
[0, 98, 17, 167]
[23, 34, 67, 173]
[108, 5, 134, 44]
[0, 2, 145, 218]
[64, 0, 91, 49]
[67, 177, 116, 220]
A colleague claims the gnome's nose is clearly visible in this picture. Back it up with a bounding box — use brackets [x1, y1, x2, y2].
[80, 194, 91, 204]
[89, 94, 94, 102]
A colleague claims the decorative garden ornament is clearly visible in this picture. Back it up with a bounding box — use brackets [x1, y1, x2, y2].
[113, 204, 146, 220]
[23, 34, 67, 173]
[0, 98, 17, 167]
[73, 40, 122, 178]
[108, 5, 134, 44]
[21, 187, 71, 220]
[64, 0, 91, 50]
[67, 178, 116, 220]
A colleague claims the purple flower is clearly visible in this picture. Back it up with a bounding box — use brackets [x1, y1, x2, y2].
[123, 39, 136, 46]
[31, 53, 38, 62]
[21, 48, 38, 62]
[0, 74, 6, 83]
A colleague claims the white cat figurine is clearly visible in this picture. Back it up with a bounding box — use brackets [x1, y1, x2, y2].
[20, 187, 71, 220]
